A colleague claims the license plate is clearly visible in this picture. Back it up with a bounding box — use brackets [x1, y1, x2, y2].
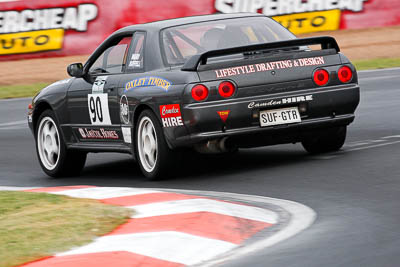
[259, 107, 301, 127]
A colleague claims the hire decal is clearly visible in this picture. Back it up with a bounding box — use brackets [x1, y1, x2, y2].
[248, 95, 313, 109]
[159, 104, 184, 128]
[78, 127, 119, 140]
[0, 4, 98, 55]
[215, 57, 325, 78]
[215, 0, 368, 34]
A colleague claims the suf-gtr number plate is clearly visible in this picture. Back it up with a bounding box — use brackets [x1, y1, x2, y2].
[260, 107, 301, 127]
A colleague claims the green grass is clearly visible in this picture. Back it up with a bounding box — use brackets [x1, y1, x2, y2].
[0, 191, 132, 267]
[354, 57, 400, 71]
[0, 83, 48, 99]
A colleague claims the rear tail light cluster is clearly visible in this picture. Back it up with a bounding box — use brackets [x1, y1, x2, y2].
[338, 66, 353, 83]
[313, 69, 330, 86]
[191, 84, 208, 101]
[218, 81, 235, 98]
[313, 65, 353, 86]
[191, 81, 236, 102]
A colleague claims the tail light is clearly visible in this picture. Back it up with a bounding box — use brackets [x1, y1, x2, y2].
[191, 84, 209, 101]
[218, 81, 236, 98]
[313, 69, 329, 86]
[338, 66, 353, 83]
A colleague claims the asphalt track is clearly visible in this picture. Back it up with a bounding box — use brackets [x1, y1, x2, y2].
[1, 68, 400, 267]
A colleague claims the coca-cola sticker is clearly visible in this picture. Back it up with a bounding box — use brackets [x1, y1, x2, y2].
[159, 104, 183, 127]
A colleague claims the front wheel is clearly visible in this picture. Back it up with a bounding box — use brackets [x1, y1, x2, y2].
[302, 126, 347, 154]
[36, 110, 86, 177]
[135, 110, 177, 180]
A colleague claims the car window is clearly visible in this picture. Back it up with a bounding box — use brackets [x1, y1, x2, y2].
[126, 32, 145, 72]
[161, 17, 296, 65]
[89, 36, 132, 74]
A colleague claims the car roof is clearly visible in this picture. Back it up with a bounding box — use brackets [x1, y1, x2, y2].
[116, 13, 265, 33]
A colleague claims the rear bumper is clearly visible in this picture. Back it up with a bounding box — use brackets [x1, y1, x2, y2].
[175, 114, 354, 148]
[167, 83, 360, 148]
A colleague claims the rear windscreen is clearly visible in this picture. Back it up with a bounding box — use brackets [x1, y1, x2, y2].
[161, 17, 296, 66]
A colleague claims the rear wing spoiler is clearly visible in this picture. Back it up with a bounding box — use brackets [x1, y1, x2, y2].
[181, 36, 340, 71]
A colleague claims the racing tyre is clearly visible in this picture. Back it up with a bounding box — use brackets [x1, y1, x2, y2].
[36, 110, 87, 177]
[302, 126, 347, 154]
[135, 110, 176, 180]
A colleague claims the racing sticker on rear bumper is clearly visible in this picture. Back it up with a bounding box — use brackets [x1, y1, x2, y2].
[248, 95, 313, 109]
[159, 104, 184, 127]
[217, 110, 230, 122]
[215, 57, 325, 78]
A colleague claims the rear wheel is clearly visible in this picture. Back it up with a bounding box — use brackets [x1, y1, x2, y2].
[302, 126, 347, 154]
[36, 110, 86, 177]
[135, 110, 176, 180]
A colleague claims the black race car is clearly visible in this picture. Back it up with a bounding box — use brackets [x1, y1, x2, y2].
[28, 13, 360, 179]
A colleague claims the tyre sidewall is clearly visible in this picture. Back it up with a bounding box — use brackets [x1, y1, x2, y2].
[35, 110, 68, 177]
[302, 126, 347, 154]
[134, 109, 172, 180]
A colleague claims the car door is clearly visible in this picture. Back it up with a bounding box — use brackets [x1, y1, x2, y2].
[67, 35, 133, 143]
[117, 32, 146, 144]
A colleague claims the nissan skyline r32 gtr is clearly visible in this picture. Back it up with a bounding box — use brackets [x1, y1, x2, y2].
[28, 13, 360, 179]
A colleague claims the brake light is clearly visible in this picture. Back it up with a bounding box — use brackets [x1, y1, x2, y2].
[313, 69, 329, 86]
[218, 81, 236, 98]
[338, 66, 353, 83]
[191, 84, 209, 101]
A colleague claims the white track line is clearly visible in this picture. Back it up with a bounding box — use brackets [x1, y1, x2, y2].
[359, 67, 400, 73]
[360, 75, 400, 81]
[383, 135, 400, 139]
[52, 187, 161, 199]
[345, 140, 400, 152]
[0, 120, 26, 127]
[131, 198, 278, 224]
[58, 231, 236, 266]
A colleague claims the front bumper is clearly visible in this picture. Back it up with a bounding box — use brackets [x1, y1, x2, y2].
[167, 83, 360, 148]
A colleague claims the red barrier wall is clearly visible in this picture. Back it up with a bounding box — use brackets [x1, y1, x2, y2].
[0, 0, 399, 61]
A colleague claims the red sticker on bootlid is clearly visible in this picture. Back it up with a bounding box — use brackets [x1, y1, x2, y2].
[160, 104, 181, 118]
[217, 110, 230, 123]
[159, 104, 183, 127]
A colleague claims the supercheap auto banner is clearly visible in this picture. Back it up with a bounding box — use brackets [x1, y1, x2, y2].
[0, 0, 399, 60]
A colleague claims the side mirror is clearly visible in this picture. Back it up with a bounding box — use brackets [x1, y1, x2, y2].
[67, 63, 84, 78]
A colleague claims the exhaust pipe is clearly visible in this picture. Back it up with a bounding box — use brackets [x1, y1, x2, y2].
[194, 137, 235, 154]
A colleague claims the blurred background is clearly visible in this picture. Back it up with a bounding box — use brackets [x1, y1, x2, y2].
[0, 0, 399, 99]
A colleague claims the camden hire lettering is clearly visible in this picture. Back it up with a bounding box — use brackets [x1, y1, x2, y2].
[159, 104, 184, 128]
[248, 95, 313, 109]
[215, 57, 324, 78]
